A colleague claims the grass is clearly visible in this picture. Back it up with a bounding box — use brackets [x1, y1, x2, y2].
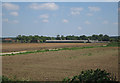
[107, 42, 120, 47]
[82, 53, 93, 56]
[88, 53, 92, 56]
[1, 42, 118, 56]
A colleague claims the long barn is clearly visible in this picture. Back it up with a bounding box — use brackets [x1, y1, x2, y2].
[45, 40, 109, 43]
[46, 40, 95, 43]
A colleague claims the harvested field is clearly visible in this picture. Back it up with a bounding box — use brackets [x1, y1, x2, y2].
[2, 46, 118, 81]
[2, 43, 107, 52]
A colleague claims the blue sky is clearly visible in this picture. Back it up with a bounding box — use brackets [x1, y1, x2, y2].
[2, 2, 118, 37]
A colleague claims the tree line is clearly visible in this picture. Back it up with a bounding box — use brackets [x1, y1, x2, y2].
[15, 34, 119, 43]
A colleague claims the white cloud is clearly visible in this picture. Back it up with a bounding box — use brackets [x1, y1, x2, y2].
[3, 3, 19, 10]
[88, 6, 101, 12]
[10, 12, 18, 16]
[86, 13, 93, 16]
[63, 19, 69, 23]
[39, 14, 49, 19]
[29, 3, 58, 11]
[3, 18, 8, 22]
[71, 7, 83, 15]
[78, 26, 82, 30]
[85, 21, 91, 24]
[103, 20, 109, 24]
[42, 19, 49, 23]
[113, 22, 118, 25]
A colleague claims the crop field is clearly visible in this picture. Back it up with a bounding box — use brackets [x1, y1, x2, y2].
[2, 43, 107, 52]
[2, 43, 118, 81]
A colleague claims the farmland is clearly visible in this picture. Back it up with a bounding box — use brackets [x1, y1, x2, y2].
[2, 43, 107, 52]
[2, 43, 118, 81]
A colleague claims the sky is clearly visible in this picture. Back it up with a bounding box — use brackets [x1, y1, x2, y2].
[2, 2, 118, 37]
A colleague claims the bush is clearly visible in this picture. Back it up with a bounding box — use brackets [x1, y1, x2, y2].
[1, 75, 13, 82]
[63, 69, 117, 83]
[1, 75, 30, 83]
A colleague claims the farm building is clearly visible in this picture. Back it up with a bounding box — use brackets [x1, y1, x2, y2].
[45, 40, 101, 43]
[45, 40, 109, 43]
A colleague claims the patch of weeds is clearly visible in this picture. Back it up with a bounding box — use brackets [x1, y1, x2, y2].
[69, 57, 72, 59]
[88, 53, 92, 56]
[82, 53, 92, 56]
[82, 53, 87, 56]
[68, 56, 77, 59]
[112, 54, 118, 56]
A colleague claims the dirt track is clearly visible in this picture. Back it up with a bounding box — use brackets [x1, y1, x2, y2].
[2, 47, 118, 81]
[1, 43, 107, 52]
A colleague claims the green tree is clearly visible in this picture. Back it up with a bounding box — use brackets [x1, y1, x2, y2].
[80, 35, 88, 40]
[98, 34, 103, 41]
[103, 35, 110, 41]
[56, 35, 61, 40]
[61, 35, 65, 40]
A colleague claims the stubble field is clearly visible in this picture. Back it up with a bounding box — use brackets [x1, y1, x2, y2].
[2, 43, 118, 81]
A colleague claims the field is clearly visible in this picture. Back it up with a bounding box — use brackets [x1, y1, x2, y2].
[2, 43, 118, 81]
[2, 43, 107, 52]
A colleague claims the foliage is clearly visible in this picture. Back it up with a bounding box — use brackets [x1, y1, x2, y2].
[3, 34, 119, 43]
[14, 34, 119, 43]
[63, 69, 117, 83]
[16, 35, 51, 43]
[1, 75, 13, 81]
[1, 75, 29, 83]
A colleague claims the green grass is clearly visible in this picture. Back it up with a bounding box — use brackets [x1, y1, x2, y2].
[107, 42, 120, 47]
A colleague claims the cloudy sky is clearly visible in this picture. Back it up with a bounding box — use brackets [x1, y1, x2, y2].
[2, 2, 118, 37]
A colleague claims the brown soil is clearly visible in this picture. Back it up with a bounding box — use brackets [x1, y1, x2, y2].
[1, 43, 107, 52]
[2, 47, 118, 81]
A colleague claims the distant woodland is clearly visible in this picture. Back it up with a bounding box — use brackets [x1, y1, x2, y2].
[2, 34, 120, 43]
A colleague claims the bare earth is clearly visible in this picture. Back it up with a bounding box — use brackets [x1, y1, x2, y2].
[2, 43, 107, 52]
[2, 45, 118, 81]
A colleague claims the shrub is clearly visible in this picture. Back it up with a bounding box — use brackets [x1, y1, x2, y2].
[63, 69, 117, 83]
[1, 75, 13, 82]
[1, 75, 30, 83]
